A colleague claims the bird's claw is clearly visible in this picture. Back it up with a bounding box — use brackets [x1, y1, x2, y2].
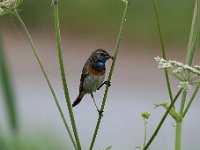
[98, 109, 104, 117]
[97, 81, 111, 90]
[105, 81, 111, 87]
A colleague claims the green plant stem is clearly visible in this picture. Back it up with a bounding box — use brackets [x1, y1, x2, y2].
[175, 122, 182, 150]
[186, 0, 200, 66]
[89, 1, 129, 150]
[52, 1, 81, 150]
[153, 0, 166, 59]
[0, 35, 18, 133]
[143, 119, 147, 148]
[179, 91, 187, 115]
[13, 10, 77, 150]
[143, 89, 182, 150]
[153, 0, 173, 104]
[183, 82, 200, 118]
[175, 91, 186, 150]
[175, 1, 200, 150]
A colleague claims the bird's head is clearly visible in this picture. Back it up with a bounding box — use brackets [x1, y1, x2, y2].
[92, 49, 113, 63]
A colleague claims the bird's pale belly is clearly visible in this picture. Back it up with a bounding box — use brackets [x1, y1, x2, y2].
[83, 75, 105, 93]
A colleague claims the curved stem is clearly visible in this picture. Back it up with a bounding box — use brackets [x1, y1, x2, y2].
[13, 10, 77, 150]
[143, 89, 182, 150]
[175, 1, 200, 150]
[89, 1, 129, 150]
[52, 1, 81, 149]
[153, 0, 173, 104]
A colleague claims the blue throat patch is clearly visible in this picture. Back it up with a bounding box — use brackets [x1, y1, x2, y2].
[91, 61, 105, 72]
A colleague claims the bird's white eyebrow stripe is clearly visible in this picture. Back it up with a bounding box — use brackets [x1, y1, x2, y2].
[96, 50, 108, 55]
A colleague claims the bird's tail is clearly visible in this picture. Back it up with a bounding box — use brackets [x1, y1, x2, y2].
[72, 92, 85, 107]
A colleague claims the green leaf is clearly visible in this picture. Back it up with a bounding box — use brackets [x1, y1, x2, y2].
[0, 34, 18, 132]
[103, 146, 112, 150]
[154, 102, 182, 122]
[186, 0, 200, 66]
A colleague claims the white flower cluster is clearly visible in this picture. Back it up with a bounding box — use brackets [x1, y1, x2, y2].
[155, 56, 200, 90]
[195, 65, 200, 71]
[0, 8, 3, 13]
[0, 0, 19, 16]
[155, 56, 172, 69]
[0, 0, 15, 8]
[155, 56, 200, 74]
[178, 81, 191, 91]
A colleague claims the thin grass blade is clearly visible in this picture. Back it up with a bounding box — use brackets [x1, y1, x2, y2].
[0, 34, 18, 133]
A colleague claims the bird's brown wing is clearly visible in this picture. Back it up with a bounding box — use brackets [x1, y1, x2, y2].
[79, 60, 90, 93]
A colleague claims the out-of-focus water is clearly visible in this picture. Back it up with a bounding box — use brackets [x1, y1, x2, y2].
[0, 30, 200, 150]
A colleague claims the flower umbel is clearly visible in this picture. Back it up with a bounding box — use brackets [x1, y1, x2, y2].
[155, 56, 172, 69]
[155, 56, 200, 84]
[141, 112, 151, 120]
[0, 0, 22, 16]
[178, 81, 191, 91]
[0, 0, 15, 8]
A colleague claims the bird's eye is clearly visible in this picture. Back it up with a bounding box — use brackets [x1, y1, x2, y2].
[101, 53, 107, 56]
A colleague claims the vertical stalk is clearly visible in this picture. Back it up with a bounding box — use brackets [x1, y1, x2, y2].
[175, 92, 185, 150]
[175, 122, 182, 150]
[143, 119, 147, 148]
[186, 0, 200, 66]
[13, 10, 77, 150]
[175, 91, 186, 150]
[52, 0, 81, 149]
[179, 91, 187, 115]
[0, 34, 18, 133]
[89, 1, 129, 150]
[175, 0, 200, 150]
[153, 0, 173, 104]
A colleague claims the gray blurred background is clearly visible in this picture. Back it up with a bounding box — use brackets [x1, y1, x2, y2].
[0, 0, 200, 149]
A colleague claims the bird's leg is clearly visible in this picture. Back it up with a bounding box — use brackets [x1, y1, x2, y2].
[90, 93, 103, 116]
[97, 81, 111, 90]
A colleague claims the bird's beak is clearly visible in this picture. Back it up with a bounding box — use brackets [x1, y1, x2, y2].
[110, 56, 114, 60]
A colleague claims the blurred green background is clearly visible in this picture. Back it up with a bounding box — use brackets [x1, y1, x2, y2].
[1, 0, 200, 150]
[1, 0, 195, 42]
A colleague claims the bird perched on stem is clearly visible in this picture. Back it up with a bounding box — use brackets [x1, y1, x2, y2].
[72, 49, 113, 116]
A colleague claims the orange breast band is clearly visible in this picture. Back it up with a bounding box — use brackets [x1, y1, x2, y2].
[88, 65, 105, 76]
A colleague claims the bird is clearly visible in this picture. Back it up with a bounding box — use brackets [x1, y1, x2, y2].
[72, 49, 113, 116]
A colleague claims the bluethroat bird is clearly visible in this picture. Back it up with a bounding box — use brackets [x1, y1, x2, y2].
[72, 49, 113, 116]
